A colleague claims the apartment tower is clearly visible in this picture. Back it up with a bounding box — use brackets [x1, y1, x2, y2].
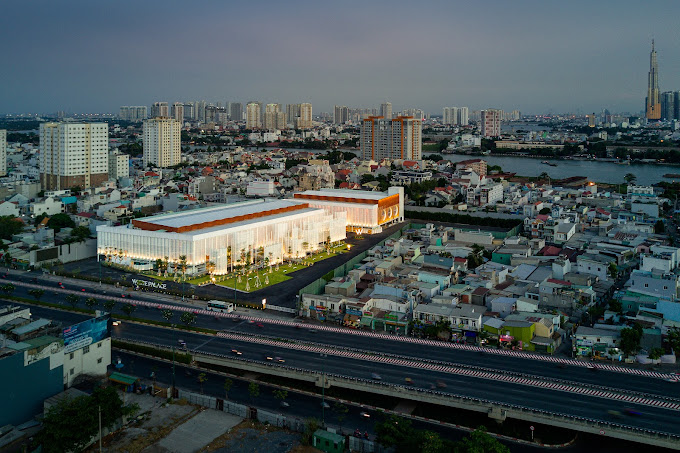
[39, 122, 109, 190]
[143, 118, 181, 168]
[480, 109, 501, 138]
[360, 116, 422, 161]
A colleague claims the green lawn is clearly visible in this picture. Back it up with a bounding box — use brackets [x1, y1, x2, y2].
[139, 243, 349, 293]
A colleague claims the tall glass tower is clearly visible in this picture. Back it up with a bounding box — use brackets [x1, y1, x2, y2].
[646, 40, 661, 120]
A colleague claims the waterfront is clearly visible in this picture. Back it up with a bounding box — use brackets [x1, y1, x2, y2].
[443, 154, 675, 185]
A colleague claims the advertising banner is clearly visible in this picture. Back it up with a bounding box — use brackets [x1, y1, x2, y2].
[63, 314, 110, 354]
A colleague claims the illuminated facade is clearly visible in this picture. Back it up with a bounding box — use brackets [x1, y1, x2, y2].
[646, 40, 661, 120]
[294, 187, 404, 234]
[96, 199, 346, 275]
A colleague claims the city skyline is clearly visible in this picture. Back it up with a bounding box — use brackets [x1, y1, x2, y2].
[2, 1, 680, 115]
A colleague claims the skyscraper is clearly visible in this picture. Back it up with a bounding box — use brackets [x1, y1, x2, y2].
[646, 40, 661, 120]
[143, 118, 181, 168]
[151, 102, 169, 118]
[334, 106, 349, 125]
[119, 106, 147, 122]
[246, 102, 262, 129]
[298, 103, 313, 129]
[380, 102, 393, 120]
[264, 104, 285, 130]
[458, 107, 469, 126]
[360, 116, 422, 161]
[171, 102, 184, 123]
[443, 107, 458, 125]
[661, 92, 676, 120]
[230, 102, 243, 122]
[40, 122, 109, 190]
[0, 129, 6, 177]
[480, 109, 501, 138]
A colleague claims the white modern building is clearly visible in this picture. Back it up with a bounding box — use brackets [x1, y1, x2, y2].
[39, 122, 109, 190]
[119, 106, 148, 122]
[246, 179, 275, 197]
[143, 117, 181, 168]
[360, 116, 422, 161]
[97, 199, 347, 275]
[0, 129, 6, 177]
[294, 187, 404, 234]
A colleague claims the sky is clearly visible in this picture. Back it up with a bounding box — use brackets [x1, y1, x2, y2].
[2, 0, 680, 116]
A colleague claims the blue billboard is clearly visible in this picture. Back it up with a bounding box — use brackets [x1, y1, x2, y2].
[63, 315, 110, 354]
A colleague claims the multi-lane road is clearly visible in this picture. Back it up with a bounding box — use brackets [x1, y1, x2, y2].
[15, 284, 680, 442]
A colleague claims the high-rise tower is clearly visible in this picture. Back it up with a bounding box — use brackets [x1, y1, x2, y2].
[646, 40, 661, 120]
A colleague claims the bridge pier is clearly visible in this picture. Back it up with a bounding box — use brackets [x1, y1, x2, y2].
[488, 406, 507, 423]
[315, 375, 332, 389]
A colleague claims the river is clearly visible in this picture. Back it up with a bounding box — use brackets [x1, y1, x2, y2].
[443, 154, 676, 185]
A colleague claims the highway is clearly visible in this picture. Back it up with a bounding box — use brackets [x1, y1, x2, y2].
[9, 272, 679, 401]
[19, 302, 680, 439]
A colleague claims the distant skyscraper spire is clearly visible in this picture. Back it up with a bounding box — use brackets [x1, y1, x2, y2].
[646, 39, 661, 120]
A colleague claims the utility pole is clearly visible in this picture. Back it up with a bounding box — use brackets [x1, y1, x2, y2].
[172, 324, 176, 396]
[320, 353, 327, 427]
[98, 405, 102, 452]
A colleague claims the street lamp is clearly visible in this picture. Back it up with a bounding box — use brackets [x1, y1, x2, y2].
[320, 353, 327, 426]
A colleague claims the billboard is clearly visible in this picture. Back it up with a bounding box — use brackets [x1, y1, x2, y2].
[63, 314, 110, 354]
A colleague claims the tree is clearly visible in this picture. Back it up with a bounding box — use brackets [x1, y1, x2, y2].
[332, 402, 348, 433]
[0, 283, 15, 296]
[85, 297, 98, 309]
[28, 288, 45, 302]
[223, 378, 233, 400]
[624, 173, 637, 185]
[197, 372, 208, 394]
[608, 299, 622, 313]
[608, 262, 618, 280]
[103, 299, 116, 312]
[539, 172, 550, 180]
[46, 213, 75, 233]
[35, 386, 138, 453]
[70, 226, 91, 242]
[248, 382, 260, 402]
[0, 216, 24, 240]
[620, 325, 643, 355]
[65, 294, 80, 308]
[161, 309, 174, 323]
[273, 389, 288, 405]
[667, 327, 680, 356]
[655, 220, 665, 234]
[454, 427, 510, 453]
[649, 347, 665, 360]
[122, 303, 137, 317]
[180, 311, 196, 328]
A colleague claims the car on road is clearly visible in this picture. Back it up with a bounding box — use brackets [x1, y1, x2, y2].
[111, 320, 121, 326]
[231, 349, 242, 355]
[371, 373, 382, 380]
[360, 412, 370, 418]
[623, 407, 642, 416]
[436, 380, 447, 388]
[255, 322, 264, 328]
[321, 401, 330, 409]
[405, 377, 414, 385]
[274, 356, 285, 363]
[178, 339, 187, 349]
[232, 316, 241, 323]
[586, 364, 597, 370]
[607, 410, 623, 418]
[280, 401, 290, 408]
[309, 329, 317, 333]
[264, 354, 274, 361]
[666, 378, 679, 383]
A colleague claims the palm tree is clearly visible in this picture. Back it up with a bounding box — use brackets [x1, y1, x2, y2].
[178, 255, 187, 282]
[302, 241, 309, 256]
[161, 309, 174, 323]
[227, 246, 232, 273]
[223, 378, 233, 400]
[197, 372, 208, 394]
[180, 311, 196, 328]
[122, 303, 136, 317]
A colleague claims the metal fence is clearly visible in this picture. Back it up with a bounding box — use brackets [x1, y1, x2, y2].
[267, 304, 297, 314]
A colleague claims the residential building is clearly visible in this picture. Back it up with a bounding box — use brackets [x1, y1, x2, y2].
[455, 159, 487, 177]
[151, 101, 169, 118]
[246, 102, 262, 129]
[333, 105, 349, 125]
[143, 117, 181, 168]
[40, 122, 109, 190]
[118, 106, 147, 122]
[458, 107, 469, 126]
[108, 149, 130, 180]
[627, 269, 679, 301]
[171, 102, 184, 122]
[481, 109, 501, 138]
[246, 179, 275, 197]
[264, 103, 286, 131]
[230, 102, 243, 121]
[360, 116, 422, 161]
[380, 102, 392, 120]
[298, 103, 313, 129]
